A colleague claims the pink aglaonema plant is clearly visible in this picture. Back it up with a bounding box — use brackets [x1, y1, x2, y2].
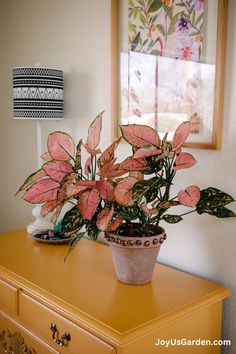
[17, 112, 235, 255]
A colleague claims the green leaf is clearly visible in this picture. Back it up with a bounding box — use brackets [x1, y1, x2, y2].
[195, 12, 204, 27]
[64, 231, 86, 262]
[134, 8, 139, 20]
[86, 223, 100, 241]
[196, 187, 235, 217]
[133, 177, 169, 203]
[128, 0, 134, 7]
[189, 4, 195, 15]
[162, 215, 183, 224]
[150, 49, 161, 56]
[164, 4, 172, 19]
[145, 155, 164, 174]
[61, 206, 85, 233]
[192, 10, 196, 25]
[142, 38, 149, 47]
[210, 207, 235, 218]
[156, 23, 165, 36]
[168, 12, 182, 36]
[129, 20, 135, 32]
[131, 32, 141, 51]
[115, 204, 140, 221]
[139, 12, 146, 26]
[75, 139, 82, 171]
[147, 0, 163, 13]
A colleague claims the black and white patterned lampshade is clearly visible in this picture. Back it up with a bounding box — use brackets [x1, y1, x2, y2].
[13, 67, 63, 119]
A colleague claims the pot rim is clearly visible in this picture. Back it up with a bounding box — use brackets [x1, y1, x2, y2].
[105, 226, 166, 249]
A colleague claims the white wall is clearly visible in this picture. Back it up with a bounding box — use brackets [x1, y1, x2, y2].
[0, 0, 112, 230]
[0, 1, 235, 353]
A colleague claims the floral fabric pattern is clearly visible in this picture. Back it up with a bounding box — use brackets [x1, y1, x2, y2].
[128, 0, 205, 60]
[121, 0, 208, 139]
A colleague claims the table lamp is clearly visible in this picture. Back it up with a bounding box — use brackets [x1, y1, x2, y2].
[13, 66, 64, 234]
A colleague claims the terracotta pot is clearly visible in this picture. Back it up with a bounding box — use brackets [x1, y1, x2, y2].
[105, 226, 166, 285]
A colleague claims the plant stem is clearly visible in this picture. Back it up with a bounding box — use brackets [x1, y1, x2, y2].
[179, 209, 196, 217]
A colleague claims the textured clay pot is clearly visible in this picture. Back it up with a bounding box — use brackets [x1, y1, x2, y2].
[105, 226, 166, 285]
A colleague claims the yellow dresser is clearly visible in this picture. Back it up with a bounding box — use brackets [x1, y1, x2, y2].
[0, 229, 231, 353]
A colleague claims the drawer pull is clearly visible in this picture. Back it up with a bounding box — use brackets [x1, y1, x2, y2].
[50, 323, 71, 346]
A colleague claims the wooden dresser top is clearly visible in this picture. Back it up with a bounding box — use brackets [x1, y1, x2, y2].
[0, 229, 230, 342]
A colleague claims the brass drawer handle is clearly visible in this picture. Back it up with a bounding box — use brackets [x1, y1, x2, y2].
[50, 323, 71, 346]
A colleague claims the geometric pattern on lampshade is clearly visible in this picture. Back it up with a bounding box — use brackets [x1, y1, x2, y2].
[13, 67, 63, 119]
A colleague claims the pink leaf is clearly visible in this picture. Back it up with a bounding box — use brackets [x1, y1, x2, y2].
[86, 111, 103, 150]
[120, 124, 160, 148]
[102, 169, 127, 178]
[129, 171, 144, 181]
[172, 122, 191, 151]
[98, 137, 122, 168]
[178, 185, 200, 208]
[96, 180, 114, 201]
[141, 203, 158, 215]
[119, 157, 147, 171]
[134, 146, 162, 159]
[41, 200, 57, 217]
[48, 131, 75, 161]
[96, 207, 114, 231]
[76, 181, 96, 188]
[78, 188, 100, 220]
[65, 183, 89, 199]
[114, 177, 137, 206]
[98, 159, 126, 178]
[16, 169, 46, 195]
[84, 156, 92, 175]
[50, 205, 63, 224]
[41, 152, 53, 161]
[23, 179, 60, 204]
[43, 161, 74, 182]
[174, 152, 197, 170]
[83, 143, 101, 157]
[107, 216, 123, 231]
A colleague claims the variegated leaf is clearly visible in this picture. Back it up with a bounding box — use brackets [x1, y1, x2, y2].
[96, 207, 114, 231]
[120, 124, 160, 147]
[84, 156, 92, 175]
[172, 122, 191, 151]
[48, 131, 75, 161]
[23, 179, 60, 204]
[178, 185, 200, 208]
[98, 137, 122, 168]
[174, 152, 197, 170]
[41, 200, 58, 216]
[107, 216, 123, 231]
[78, 188, 100, 220]
[134, 146, 162, 158]
[119, 157, 147, 171]
[16, 169, 46, 195]
[86, 111, 103, 150]
[96, 179, 114, 201]
[41, 151, 53, 161]
[43, 160, 74, 182]
[75, 139, 83, 171]
[114, 177, 137, 206]
[61, 206, 85, 232]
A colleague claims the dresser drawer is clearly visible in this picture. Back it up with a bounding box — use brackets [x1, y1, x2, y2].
[0, 310, 59, 354]
[0, 278, 18, 315]
[19, 292, 116, 354]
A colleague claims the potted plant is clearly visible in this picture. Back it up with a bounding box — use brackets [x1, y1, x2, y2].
[17, 112, 235, 285]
